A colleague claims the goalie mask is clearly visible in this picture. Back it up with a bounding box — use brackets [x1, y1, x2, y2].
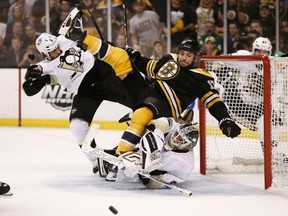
[166, 123, 199, 151]
[252, 37, 272, 56]
[35, 33, 59, 60]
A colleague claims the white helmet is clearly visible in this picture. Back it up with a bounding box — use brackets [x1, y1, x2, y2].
[35, 33, 59, 60]
[252, 37, 272, 56]
[166, 123, 199, 151]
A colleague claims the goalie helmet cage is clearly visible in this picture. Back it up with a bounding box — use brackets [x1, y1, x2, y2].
[199, 55, 288, 190]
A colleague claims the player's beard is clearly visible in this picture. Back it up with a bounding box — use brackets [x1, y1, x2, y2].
[178, 60, 193, 69]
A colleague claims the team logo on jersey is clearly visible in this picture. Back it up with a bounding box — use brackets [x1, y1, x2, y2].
[41, 85, 74, 111]
[156, 59, 179, 80]
[58, 47, 84, 72]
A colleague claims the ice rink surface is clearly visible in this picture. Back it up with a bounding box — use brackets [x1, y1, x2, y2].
[1, 126, 288, 216]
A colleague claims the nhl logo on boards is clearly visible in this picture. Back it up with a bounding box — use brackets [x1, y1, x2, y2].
[41, 85, 74, 111]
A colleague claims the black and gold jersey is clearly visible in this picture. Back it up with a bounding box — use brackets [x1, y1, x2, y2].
[133, 53, 232, 122]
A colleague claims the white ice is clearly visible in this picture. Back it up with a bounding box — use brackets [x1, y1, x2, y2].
[1, 127, 288, 216]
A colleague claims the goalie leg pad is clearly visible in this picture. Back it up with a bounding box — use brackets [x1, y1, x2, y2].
[140, 130, 164, 173]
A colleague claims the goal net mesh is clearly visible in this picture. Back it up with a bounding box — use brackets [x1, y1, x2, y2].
[199, 56, 288, 188]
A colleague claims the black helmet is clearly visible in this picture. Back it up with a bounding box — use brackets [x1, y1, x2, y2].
[178, 38, 200, 54]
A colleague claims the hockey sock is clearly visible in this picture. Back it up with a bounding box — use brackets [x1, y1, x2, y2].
[116, 107, 153, 155]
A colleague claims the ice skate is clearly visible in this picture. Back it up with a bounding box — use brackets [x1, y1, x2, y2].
[57, 7, 86, 42]
[105, 165, 118, 181]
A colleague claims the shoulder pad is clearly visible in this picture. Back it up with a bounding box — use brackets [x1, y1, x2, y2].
[190, 68, 213, 78]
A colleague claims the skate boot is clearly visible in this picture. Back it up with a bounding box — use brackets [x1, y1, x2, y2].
[57, 7, 86, 42]
[105, 164, 118, 181]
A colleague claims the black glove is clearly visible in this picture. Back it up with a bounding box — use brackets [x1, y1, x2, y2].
[219, 118, 241, 138]
[25, 65, 43, 81]
[125, 47, 141, 61]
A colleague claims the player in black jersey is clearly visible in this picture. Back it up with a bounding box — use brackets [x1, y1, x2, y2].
[115, 38, 242, 154]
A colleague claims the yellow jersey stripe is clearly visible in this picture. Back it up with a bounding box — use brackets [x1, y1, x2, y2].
[157, 80, 182, 119]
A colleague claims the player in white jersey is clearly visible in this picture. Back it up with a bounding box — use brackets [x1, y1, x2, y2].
[22, 32, 139, 172]
[115, 111, 198, 188]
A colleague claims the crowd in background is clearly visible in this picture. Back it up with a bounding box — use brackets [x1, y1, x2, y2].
[0, 0, 287, 68]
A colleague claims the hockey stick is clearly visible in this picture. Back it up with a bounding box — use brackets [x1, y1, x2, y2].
[138, 171, 192, 196]
[122, 0, 129, 48]
[79, 0, 105, 41]
[82, 124, 193, 196]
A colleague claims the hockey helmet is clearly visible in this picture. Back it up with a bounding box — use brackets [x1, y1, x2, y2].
[178, 37, 200, 55]
[166, 123, 199, 151]
[35, 33, 59, 60]
[252, 36, 272, 56]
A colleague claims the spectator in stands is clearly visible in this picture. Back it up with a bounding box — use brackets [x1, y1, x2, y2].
[30, 0, 46, 33]
[49, 0, 62, 35]
[3, 37, 25, 67]
[150, 40, 165, 60]
[18, 45, 41, 68]
[132, 43, 144, 56]
[196, 0, 215, 39]
[4, 21, 26, 49]
[199, 20, 223, 54]
[114, 33, 127, 49]
[250, 19, 264, 36]
[238, 0, 259, 33]
[147, 0, 167, 29]
[170, 0, 197, 52]
[23, 24, 39, 47]
[9, 0, 36, 20]
[129, 0, 163, 57]
[201, 36, 221, 56]
[213, 0, 224, 36]
[0, 36, 8, 67]
[0, 0, 10, 23]
[227, 21, 240, 53]
[258, 4, 276, 44]
[5, 4, 28, 38]
[227, 0, 238, 24]
[59, 0, 73, 15]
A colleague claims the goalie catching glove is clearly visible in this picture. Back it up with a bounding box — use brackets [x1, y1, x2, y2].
[219, 118, 241, 138]
[25, 65, 43, 81]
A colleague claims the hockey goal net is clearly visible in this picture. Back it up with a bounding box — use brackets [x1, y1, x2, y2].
[199, 55, 288, 189]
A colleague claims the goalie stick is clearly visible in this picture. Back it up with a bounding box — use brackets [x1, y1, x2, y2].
[81, 124, 193, 196]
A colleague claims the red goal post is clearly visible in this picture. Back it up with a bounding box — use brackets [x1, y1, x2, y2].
[199, 55, 288, 190]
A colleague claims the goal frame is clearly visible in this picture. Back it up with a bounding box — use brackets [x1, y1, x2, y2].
[198, 55, 272, 189]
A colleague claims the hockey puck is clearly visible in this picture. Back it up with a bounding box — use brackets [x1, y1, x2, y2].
[109, 205, 118, 215]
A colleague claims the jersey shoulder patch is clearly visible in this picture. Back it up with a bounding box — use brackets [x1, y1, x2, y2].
[156, 59, 180, 80]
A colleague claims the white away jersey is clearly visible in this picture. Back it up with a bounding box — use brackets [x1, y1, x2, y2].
[37, 35, 95, 93]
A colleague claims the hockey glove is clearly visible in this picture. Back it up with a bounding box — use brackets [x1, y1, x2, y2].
[25, 65, 43, 81]
[219, 118, 241, 138]
[125, 47, 141, 61]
